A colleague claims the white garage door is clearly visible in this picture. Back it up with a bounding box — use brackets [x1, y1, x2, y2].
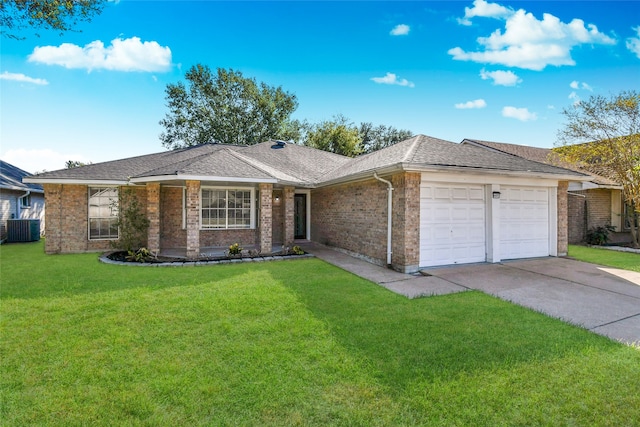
[420, 183, 486, 267]
[500, 186, 549, 260]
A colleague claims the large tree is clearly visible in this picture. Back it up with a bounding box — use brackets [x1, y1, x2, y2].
[555, 90, 640, 247]
[359, 122, 413, 154]
[303, 115, 362, 157]
[1, 0, 105, 39]
[160, 65, 298, 149]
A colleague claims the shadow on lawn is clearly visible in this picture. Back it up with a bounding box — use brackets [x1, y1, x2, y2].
[271, 262, 623, 391]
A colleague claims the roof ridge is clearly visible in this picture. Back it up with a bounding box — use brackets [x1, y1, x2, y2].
[226, 148, 301, 182]
[402, 135, 424, 163]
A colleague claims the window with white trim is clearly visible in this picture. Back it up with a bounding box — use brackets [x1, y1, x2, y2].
[88, 187, 119, 240]
[201, 188, 254, 229]
[20, 194, 31, 208]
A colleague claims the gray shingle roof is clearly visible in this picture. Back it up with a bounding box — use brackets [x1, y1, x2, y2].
[26, 135, 587, 187]
[323, 135, 586, 182]
[463, 138, 618, 187]
[1, 160, 43, 192]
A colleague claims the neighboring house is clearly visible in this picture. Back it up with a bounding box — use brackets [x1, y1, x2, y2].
[0, 160, 45, 241]
[24, 135, 587, 272]
[462, 139, 631, 244]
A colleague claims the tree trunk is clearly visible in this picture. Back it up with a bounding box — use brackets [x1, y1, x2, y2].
[629, 211, 639, 249]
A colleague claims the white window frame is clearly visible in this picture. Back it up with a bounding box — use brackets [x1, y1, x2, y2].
[20, 194, 31, 208]
[88, 186, 119, 240]
[200, 187, 256, 230]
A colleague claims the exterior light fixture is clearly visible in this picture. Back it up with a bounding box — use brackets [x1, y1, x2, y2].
[492, 191, 501, 199]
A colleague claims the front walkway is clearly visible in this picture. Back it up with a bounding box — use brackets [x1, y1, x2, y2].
[298, 242, 467, 298]
[301, 242, 640, 345]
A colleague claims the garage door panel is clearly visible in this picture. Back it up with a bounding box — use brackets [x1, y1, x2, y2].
[500, 186, 549, 260]
[420, 182, 486, 267]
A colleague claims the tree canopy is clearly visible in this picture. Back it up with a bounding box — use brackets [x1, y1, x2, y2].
[1, 0, 105, 39]
[301, 115, 413, 157]
[159, 65, 299, 149]
[303, 115, 362, 157]
[555, 90, 640, 247]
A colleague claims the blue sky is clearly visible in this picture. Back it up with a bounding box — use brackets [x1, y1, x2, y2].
[1, 0, 638, 173]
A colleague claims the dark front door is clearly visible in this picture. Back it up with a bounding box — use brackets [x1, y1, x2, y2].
[294, 194, 307, 239]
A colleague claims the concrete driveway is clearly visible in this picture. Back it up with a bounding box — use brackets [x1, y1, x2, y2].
[425, 258, 640, 345]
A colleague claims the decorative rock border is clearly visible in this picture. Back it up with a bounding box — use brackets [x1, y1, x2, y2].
[99, 251, 315, 267]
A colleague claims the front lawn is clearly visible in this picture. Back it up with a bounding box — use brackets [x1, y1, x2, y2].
[569, 244, 640, 272]
[2, 242, 639, 426]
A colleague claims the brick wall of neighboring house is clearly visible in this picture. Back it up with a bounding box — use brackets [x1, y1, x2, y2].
[311, 177, 388, 266]
[568, 190, 587, 244]
[586, 189, 612, 229]
[557, 181, 569, 256]
[43, 184, 146, 254]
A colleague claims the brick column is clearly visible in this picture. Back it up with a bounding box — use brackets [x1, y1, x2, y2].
[391, 172, 421, 273]
[259, 183, 273, 254]
[284, 186, 295, 245]
[43, 184, 62, 254]
[146, 183, 161, 254]
[557, 181, 569, 256]
[185, 180, 200, 259]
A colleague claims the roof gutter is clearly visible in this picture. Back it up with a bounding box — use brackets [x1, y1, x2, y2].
[22, 177, 129, 185]
[17, 190, 30, 217]
[373, 172, 393, 267]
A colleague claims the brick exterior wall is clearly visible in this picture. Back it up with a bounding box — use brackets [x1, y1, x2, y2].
[311, 178, 388, 266]
[284, 186, 295, 245]
[259, 184, 273, 253]
[146, 183, 161, 253]
[586, 189, 612, 229]
[568, 190, 587, 244]
[160, 187, 186, 249]
[391, 173, 421, 272]
[557, 181, 569, 255]
[185, 180, 200, 258]
[43, 184, 147, 254]
[272, 189, 284, 245]
[567, 188, 625, 244]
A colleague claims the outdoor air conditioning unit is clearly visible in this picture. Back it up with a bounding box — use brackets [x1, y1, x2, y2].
[7, 219, 40, 243]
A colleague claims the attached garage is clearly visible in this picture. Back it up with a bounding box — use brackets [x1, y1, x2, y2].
[419, 176, 559, 268]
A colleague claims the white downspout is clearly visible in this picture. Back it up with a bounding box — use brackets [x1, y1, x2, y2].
[17, 190, 30, 218]
[374, 172, 393, 267]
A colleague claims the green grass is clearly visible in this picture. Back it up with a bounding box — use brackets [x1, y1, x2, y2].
[2, 241, 639, 426]
[569, 244, 640, 272]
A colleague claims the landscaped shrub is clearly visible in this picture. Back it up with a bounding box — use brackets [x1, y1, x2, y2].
[585, 225, 616, 246]
[113, 188, 150, 252]
[227, 243, 243, 256]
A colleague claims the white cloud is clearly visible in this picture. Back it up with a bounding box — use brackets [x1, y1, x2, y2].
[479, 68, 521, 86]
[371, 72, 415, 88]
[390, 24, 410, 36]
[458, 0, 513, 26]
[455, 99, 487, 109]
[450, 4, 616, 70]
[570, 80, 592, 91]
[1, 148, 90, 174]
[0, 71, 48, 85]
[626, 26, 640, 58]
[28, 37, 172, 72]
[502, 106, 537, 121]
